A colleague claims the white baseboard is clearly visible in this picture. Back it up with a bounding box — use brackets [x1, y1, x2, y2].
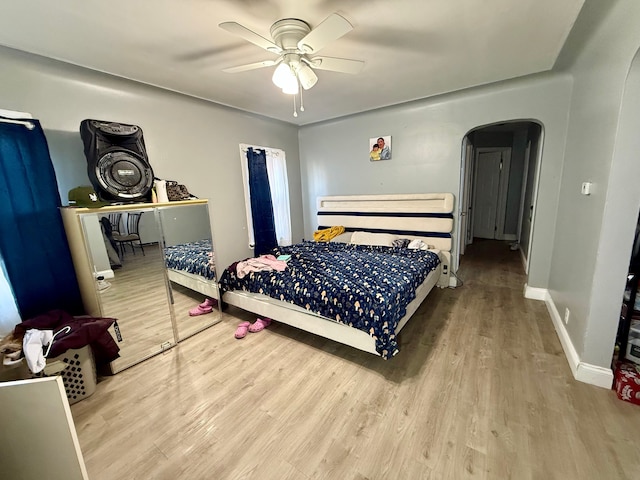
[520, 248, 528, 272]
[523, 284, 547, 301]
[94, 269, 114, 280]
[525, 286, 614, 389]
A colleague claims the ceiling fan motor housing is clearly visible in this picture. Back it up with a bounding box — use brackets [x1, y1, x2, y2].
[270, 19, 311, 51]
[79, 119, 155, 203]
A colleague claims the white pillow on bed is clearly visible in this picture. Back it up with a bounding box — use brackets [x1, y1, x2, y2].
[350, 231, 398, 247]
[407, 239, 436, 250]
[329, 232, 353, 243]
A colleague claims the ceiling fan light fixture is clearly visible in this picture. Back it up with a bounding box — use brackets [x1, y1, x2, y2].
[272, 63, 295, 89]
[282, 79, 299, 95]
[297, 64, 318, 90]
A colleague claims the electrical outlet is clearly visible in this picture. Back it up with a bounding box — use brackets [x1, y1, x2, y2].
[564, 308, 570, 325]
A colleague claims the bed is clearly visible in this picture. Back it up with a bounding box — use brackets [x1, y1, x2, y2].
[220, 193, 455, 358]
[164, 239, 220, 300]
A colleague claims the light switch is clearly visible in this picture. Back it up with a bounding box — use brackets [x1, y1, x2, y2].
[581, 182, 592, 195]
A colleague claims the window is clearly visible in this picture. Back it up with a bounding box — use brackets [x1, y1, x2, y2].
[0, 254, 21, 336]
[239, 144, 292, 247]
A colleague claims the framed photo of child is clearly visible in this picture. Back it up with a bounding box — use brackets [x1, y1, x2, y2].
[369, 135, 392, 161]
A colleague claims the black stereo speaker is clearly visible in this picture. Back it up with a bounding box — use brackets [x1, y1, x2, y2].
[79, 119, 154, 202]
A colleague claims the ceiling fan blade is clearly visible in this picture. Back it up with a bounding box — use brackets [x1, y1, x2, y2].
[297, 13, 353, 54]
[308, 56, 364, 74]
[219, 21, 282, 54]
[222, 59, 279, 73]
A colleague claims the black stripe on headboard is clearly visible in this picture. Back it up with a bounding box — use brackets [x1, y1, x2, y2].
[317, 226, 452, 238]
[317, 211, 453, 219]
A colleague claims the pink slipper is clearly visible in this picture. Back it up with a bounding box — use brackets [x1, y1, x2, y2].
[189, 305, 213, 316]
[234, 321, 251, 339]
[199, 298, 217, 309]
[248, 317, 272, 333]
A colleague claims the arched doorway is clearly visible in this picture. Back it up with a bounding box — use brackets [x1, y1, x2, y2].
[459, 120, 544, 273]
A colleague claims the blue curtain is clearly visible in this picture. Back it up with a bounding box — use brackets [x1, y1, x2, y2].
[0, 118, 83, 319]
[247, 147, 277, 256]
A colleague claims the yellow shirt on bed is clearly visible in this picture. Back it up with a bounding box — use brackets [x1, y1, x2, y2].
[313, 226, 346, 242]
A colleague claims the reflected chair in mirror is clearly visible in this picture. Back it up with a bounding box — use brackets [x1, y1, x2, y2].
[108, 213, 122, 235]
[113, 212, 145, 257]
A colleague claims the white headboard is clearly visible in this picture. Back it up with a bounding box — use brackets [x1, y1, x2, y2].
[316, 193, 455, 252]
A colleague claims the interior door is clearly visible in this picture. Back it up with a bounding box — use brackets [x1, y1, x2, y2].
[516, 140, 531, 245]
[473, 151, 502, 239]
[520, 143, 539, 265]
[460, 142, 474, 254]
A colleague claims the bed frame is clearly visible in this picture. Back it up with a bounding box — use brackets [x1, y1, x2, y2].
[166, 269, 220, 300]
[222, 193, 455, 356]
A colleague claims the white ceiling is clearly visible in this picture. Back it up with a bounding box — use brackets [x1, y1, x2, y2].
[0, 0, 585, 126]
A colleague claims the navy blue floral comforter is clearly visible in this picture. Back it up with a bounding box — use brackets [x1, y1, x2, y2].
[164, 239, 216, 280]
[219, 241, 440, 358]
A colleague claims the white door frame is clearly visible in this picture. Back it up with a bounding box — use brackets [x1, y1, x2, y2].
[458, 139, 474, 256]
[522, 132, 544, 273]
[516, 140, 531, 246]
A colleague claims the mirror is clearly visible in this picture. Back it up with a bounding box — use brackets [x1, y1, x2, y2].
[158, 203, 221, 341]
[81, 210, 175, 372]
[75, 201, 220, 374]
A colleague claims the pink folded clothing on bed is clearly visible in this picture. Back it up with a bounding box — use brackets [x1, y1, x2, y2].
[236, 254, 288, 278]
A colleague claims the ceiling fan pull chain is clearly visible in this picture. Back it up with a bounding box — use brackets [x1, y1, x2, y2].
[300, 84, 305, 112]
[293, 95, 298, 117]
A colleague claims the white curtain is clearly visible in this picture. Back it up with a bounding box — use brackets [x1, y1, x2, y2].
[0, 255, 21, 336]
[239, 144, 292, 247]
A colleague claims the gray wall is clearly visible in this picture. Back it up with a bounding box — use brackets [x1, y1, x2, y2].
[299, 73, 573, 287]
[549, 0, 640, 368]
[0, 46, 302, 270]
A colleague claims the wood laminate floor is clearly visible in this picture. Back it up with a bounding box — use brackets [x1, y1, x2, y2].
[71, 240, 640, 480]
[100, 245, 221, 372]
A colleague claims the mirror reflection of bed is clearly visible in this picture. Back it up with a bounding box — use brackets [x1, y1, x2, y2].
[158, 204, 221, 340]
[98, 245, 219, 353]
[65, 200, 220, 374]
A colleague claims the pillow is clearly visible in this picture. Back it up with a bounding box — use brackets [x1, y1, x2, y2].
[392, 238, 410, 248]
[330, 232, 353, 243]
[407, 239, 436, 250]
[350, 231, 398, 247]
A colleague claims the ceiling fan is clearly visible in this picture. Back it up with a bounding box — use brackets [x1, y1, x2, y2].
[219, 13, 364, 98]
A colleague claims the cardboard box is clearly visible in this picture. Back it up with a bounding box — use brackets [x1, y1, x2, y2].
[614, 361, 640, 406]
